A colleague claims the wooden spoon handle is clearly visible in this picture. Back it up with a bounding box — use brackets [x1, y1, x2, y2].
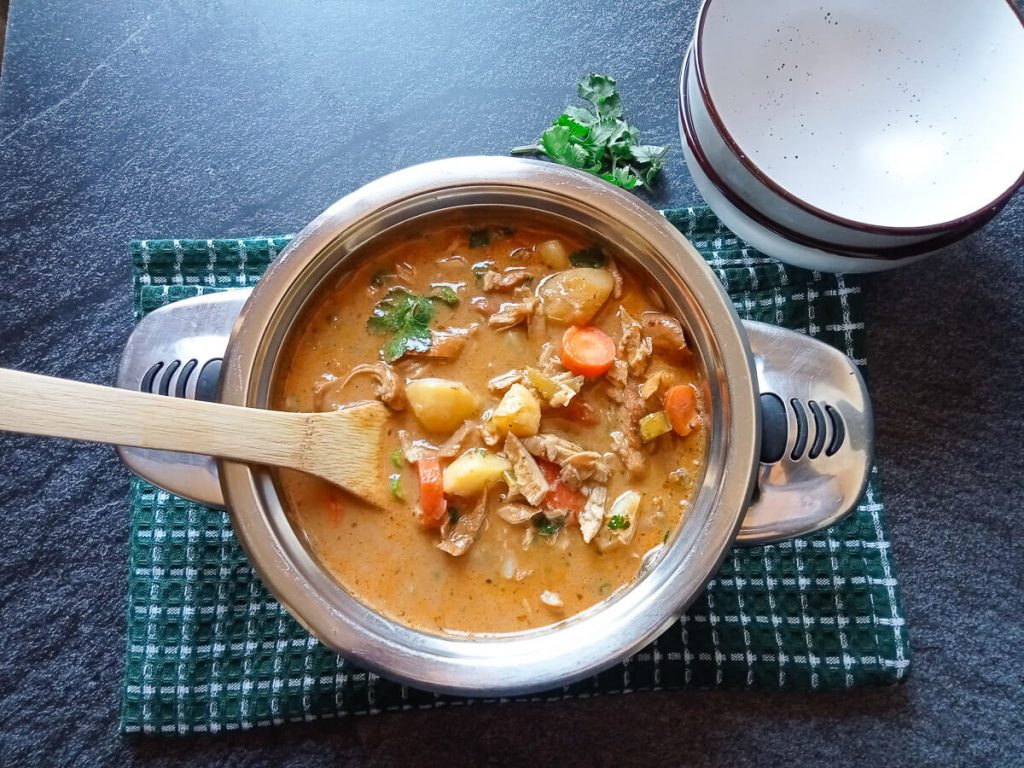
[0, 367, 306, 468]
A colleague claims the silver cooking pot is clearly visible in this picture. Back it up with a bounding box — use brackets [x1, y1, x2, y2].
[117, 156, 872, 695]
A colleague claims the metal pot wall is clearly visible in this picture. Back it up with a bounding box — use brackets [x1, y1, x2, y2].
[116, 157, 871, 695]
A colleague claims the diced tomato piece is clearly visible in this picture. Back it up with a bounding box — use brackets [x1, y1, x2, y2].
[538, 459, 586, 522]
[552, 396, 600, 425]
[417, 457, 447, 527]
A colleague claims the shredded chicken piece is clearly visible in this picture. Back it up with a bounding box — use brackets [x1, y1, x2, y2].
[399, 421, 479, 464]
[605, 359, 629, 401]
[482, 267, 533, 292]
[314, 362, 405, 411]
[547, 372, 585, 408]
[641, 312, 689, 359]
[407, 326, 476, 359]
[393, 261, 415, 282]
[470, 295, 502, 316]
[640, 370, 663, 400]
[488, 369, 524, 394]
[618, 306, 653, 377]
[608, 258, 624, 300]
[522, 433, 585, 464]
[540, 591, 564, 609]
[497, 503, 539, 525]
[488, 295, 539, 331]
[558, 451, 611, 488]
[537, 342, 562, 376]
[578, 484, 607, 544]
[504, 434, 550, 505]
[520, 434, 611, 487]
[480, 422, 502, 447]
[527, 303, 547, 338]
[437, 489, 490, 557]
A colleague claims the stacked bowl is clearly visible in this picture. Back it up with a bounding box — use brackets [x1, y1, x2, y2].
[679, 0, 1024, 272]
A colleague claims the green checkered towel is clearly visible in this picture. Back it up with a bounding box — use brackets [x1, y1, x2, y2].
[121, 207, 910, 735]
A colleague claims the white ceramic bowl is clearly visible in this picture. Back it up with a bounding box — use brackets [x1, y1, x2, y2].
[680, 112, 941, 273]
[686, 0, 1024, 255]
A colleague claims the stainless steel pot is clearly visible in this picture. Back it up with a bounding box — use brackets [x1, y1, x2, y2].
[116, 156, 872, 695]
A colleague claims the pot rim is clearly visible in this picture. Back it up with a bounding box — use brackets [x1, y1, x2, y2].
[215, 156, 760, 695]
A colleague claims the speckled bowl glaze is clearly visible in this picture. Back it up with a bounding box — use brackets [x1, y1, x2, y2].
[683, 0, 1024, 261]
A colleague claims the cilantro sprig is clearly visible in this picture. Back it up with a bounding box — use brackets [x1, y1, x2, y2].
[367, 288, 458, 363]
[512, 74, 669, 191]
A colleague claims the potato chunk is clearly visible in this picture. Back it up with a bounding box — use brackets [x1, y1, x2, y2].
[406, 378, 480, 433]
[490, 383, 541, 438]
[536, 239, 570, 270]
[537, 268, 614, 325]
[442, 449, 512, 496]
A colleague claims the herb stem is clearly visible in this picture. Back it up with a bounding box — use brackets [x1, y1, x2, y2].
[510, 144, 541, 155]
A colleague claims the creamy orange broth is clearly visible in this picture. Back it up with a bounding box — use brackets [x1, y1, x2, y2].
[273, 214, 705, 634]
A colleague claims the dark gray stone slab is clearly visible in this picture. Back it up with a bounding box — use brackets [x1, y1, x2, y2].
[0, 1, 1021, 765]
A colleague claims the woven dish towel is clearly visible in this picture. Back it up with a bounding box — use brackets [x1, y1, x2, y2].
[121, 206, 910, 735]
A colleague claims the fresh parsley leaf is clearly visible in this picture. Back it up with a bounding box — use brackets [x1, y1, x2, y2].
[563, 104, 596, 125]
[533, 515, 567, 537]
[577, 74, 621, 118]
[554, 113, 590, 139]
[469, 228, 491, 248]
[367, 288, 437, 363]
[389, 473, 405, 501]
[468, 226, 514, 249]
[511, 73, 669, 191]
[607, 515, 630, 531]
[540, 125, 599, 172]
[569, 246, 607, 268]
[600, 166, 640, 191]
[429, 285, 460, 306]
[389, 449, 404, 469]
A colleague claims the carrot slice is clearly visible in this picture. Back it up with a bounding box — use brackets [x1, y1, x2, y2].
[417, 457, 447, 527]
[560, 326, 616, 378]
[663, 384, 701, 437]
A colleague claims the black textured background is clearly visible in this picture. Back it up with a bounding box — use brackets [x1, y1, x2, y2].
[0, 2, 1022, 766]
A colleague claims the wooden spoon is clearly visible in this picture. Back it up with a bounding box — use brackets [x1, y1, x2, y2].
[0, 368, 390, 507]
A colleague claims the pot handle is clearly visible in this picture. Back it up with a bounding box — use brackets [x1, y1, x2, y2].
[115, 301, 874, 539]
[736, 320, 874, 545]
[115, 290, 252, 508]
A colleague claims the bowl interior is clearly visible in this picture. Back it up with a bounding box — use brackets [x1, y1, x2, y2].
[697, 0, 1024, 229]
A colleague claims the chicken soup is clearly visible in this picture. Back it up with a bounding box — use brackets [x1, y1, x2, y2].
[273, 213, 706, 634]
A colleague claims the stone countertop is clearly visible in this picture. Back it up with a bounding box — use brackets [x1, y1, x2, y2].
[0, 1, 1021, 765]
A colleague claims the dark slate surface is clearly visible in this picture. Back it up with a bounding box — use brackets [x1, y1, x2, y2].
[0, 1, 1022, 765]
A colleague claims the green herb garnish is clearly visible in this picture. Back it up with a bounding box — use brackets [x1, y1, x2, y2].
[468, 226, 513, 249]
[511, 73, 669, 191]
[569, 246, 606, 268]
[533, 515, 566, 537]
[469, 228, 491, 249]
[389, 473, 404, 501]
[447, 507, 461, 525]
[367, 287, 457, 363]
[607, 515, 630, 531]
[429, 285, 460, 306]
[389, 449, 404, 469]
